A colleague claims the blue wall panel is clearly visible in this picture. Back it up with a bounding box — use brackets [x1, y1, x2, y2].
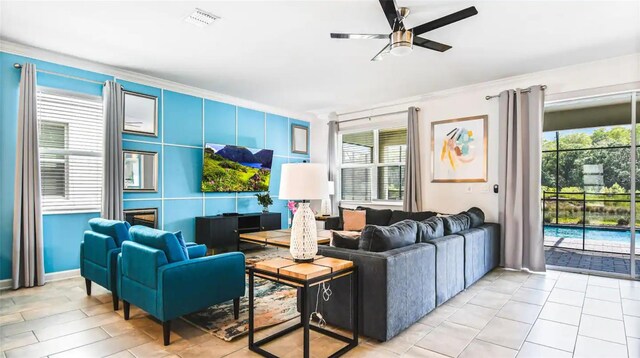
[163, 91, 202, 146]
[237, 107, 265, 148]
[269, 156, 288, 197]
[266, 114, 289, 156]
[205, 198, 237, 216]
[204, 100, 236, 145]
[119, 79, 163, 143]
[237, 196, 263, 214]
[123, 200, 163, 229]
[163, 199, 203, 242]
[43, 212, 100, 273]
[163, 146, 202, 198]
[122, 141, 163, 200]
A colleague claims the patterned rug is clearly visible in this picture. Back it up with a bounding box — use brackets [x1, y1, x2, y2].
[182, 248, 299, 341]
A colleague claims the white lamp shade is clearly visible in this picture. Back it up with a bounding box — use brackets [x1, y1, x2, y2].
[279, 163, 329, 200]
[327, 181, 335, 196]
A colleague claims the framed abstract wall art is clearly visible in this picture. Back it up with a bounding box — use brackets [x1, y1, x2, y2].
[431, 115, 488, 183]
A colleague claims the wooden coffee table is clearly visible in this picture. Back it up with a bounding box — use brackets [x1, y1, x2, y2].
[239, 228, 331, 248]
[248, 256, 358, 358]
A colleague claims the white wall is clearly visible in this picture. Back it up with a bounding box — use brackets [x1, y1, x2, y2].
[311, 53, 640, 222]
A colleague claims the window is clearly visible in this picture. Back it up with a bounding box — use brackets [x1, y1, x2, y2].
[340, 127, 407, 202]
[37, 88, 103, 213]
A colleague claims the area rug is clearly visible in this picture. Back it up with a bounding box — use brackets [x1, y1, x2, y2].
[182, 248, 299, 341]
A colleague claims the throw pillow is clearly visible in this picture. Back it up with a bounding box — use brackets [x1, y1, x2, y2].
[417, 216, 445, 242]
[357, 206, 393, 226]
[443, 213, 472, 235]
[408, 211, 438, 222]
[331, 231, 361, 250]
[466, 207, 485, 227]
[130, 226, 188, 263]
[343, 210, 366, 231]
[388, 211, 410, 225]
[174, 231, 190, 259]
[359, 220, 418, 252]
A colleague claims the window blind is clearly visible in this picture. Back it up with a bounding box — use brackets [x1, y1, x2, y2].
[37, 88, 104, 213]
[342, 131, 373, 164]
[341, 167, 371, 201]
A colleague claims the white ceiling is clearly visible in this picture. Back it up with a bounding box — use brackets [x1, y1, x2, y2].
[1, 1, 639, 114]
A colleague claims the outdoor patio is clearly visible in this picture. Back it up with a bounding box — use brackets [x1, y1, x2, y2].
[545, 246, 640, 275]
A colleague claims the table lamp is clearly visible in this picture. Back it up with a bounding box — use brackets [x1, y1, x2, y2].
[320, 181, 335, 216]
[279, 163, 328, 262]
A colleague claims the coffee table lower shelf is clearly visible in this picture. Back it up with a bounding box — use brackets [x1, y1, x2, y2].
[247, 260, 358, 358]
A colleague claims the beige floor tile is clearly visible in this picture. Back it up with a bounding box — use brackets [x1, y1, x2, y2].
[101, 320, 138, 337]
[620, 286, 640, 301]
[0, 331, 38, 352]
[585, 285, 621, 303]
[375, 323, 432, 355]
[3, 327, 109, 358]
[20, 296, 102, 321]
[555, 276, 588, 293]
[343, 344, 397, 357]
[511, 287, 550, 306]
[81, 302, 114, 317]
[309, 335, 349, 358]
[618, 279, 640, 288]
[582, 298, 623, 320]
[415, 321, 479, 357]
[476, 317, 531, 350]
[498, 271, 531, 284]
[0, 309, 86, 338]
[526, 319, 578, 352]
[0, 313, 23, 326]
[624, 315, 640, 338]
[538, 302, 582, 326]
[446, 303, 497, 330]
[178, 335, 246, 358]
[579, 314, 627, 344]
[622, 298, 640, 317]
[34, 311, 121, 341]
[442, 290, 477, 308]
[496, 301, 542, 324]
[573, 335, 628, 358]
[522, 277, 556, 291]
[0, 296, 71, 316]
[402, 346, 448, 358]
[418, 305, 457, 327]
[516, 342, 572, 358]
[50, 331, 152, 358]
[587, 276, 620, 289]
[459, 339, 517, 358]
[547, 288, 585, 307]
[468, 290, 511, 310]
[486, 279, 522, 295]
[104, 351, 136, 358]
[627, 336, 640, 358]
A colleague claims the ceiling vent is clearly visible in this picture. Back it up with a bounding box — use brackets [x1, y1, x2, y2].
[184, 8, 220, 27]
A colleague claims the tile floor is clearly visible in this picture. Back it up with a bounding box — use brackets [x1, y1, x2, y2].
[0, 268, 639, 357]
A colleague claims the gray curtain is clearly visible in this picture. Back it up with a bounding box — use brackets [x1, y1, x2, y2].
[101, 81, 124, 220]
[12, 63, 45, 289]
[498, 86, 546, 272]
[403, 107, 423, 212]
[327, 114, 339, 215]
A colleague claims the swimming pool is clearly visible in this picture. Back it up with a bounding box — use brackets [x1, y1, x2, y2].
[544, 225, 639, 243]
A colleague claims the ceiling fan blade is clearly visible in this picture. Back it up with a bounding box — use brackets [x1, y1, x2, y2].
[410, 6, 478, 35]
[371, 44, 391, 62]
[330, 33, 389, 40]
[378, 0, 400, 30]
[413, 37, 452, 52]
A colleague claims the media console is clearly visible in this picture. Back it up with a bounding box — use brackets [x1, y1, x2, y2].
[195, 212, 281, 253]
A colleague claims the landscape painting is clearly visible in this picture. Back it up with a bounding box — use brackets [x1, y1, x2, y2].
[431, 115, 488, 183]
[202, 144, 274, 192]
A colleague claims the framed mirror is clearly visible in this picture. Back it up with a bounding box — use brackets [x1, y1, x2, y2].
[291, 125, 309, 154]
[123, 208, 158, 229]
[123, 150, 158, 192]
[123, 90, 158, 136]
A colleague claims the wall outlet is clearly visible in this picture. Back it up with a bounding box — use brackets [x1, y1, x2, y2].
[466, 185, 473, 193]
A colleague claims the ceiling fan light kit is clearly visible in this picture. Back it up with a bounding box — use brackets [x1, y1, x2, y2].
[330, 0, 478, 61]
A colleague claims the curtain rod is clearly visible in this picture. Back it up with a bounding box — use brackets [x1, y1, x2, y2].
[335, 108, 420, 125]
[13, 63, 108, 86]
[485, 85, 547, 100]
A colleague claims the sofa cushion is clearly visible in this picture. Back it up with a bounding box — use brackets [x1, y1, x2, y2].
[417, 216, 445, 242]
[443, 213, 471, 235]
[88, 218, 131, 247]
[331, 231, 361, 250]
[359, 220, 418, 252]
[174, 231, 190, 259]
[466, 207, 485, 228]
[388, 211, 410, 225]
[357, 206, 393, 226]
[343, 210, 366, 231]
[389, 210, 438, 225]
[130, 226, 188, 263]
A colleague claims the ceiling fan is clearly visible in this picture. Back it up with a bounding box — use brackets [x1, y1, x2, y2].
[330, 0, 478, 61]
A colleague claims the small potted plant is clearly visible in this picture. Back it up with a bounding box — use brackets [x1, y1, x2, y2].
[255, 192, 273, 213]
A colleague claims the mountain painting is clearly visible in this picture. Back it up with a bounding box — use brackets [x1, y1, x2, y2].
[202, 144, 274, 192]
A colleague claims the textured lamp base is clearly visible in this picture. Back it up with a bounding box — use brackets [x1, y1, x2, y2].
[290, 202, 318, 261]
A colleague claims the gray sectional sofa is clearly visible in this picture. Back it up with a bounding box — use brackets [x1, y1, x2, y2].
[314, 207, 501, 341]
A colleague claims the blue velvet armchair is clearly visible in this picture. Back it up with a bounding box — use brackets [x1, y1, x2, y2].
[118, 226, 245, 345]
[81, 218, 131, 310]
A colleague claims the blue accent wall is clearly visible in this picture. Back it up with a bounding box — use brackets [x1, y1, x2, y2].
[0, 51, 310, 280]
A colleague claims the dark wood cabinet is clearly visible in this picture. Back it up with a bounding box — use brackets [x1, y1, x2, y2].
[195, 212, 281, 253]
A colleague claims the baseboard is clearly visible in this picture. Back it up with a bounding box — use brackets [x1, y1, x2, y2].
[0, 269, 81, 290]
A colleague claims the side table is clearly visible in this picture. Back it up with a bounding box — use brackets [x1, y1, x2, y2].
[247, 256, 358, 358]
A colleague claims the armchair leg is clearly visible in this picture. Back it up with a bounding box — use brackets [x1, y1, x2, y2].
[123, 301, 130, 320]
[163, 320, 171, 346]
[233, 297, 240, 319]
[112, 293, 119, 311]
[85, 279, 91, 296]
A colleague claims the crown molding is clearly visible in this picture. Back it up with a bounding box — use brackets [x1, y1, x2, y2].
[0, 40, 318, 123]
